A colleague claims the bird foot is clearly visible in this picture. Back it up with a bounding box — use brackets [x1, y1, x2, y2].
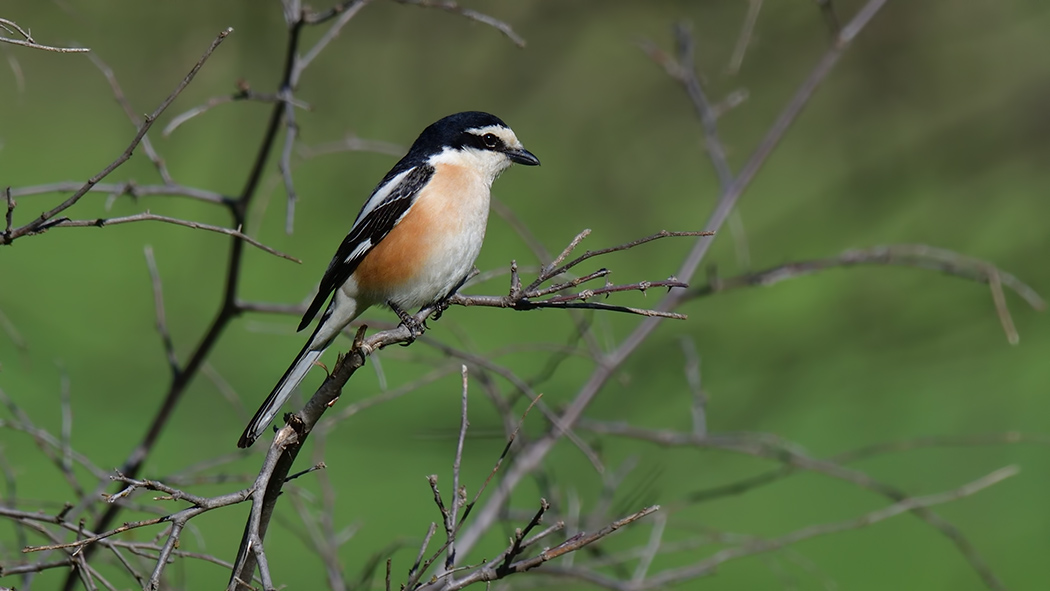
[389, 301, 426, 341]
[430, 296, 454, 322]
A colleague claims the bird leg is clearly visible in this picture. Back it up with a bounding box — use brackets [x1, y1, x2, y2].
[388, 300, 426, 338]
[430, 269, 474, 321]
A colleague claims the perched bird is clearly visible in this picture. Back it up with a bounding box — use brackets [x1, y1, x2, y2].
[238, 111, 539, 448]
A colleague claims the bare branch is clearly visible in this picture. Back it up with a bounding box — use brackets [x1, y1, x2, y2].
[34, 212, 298, 262]
[673, 23, 734, 190]
[644, 466, 1018, 587]
[163, 85, 310, 137]
[391, 0, 526, 47]
[87, 53, 173, 183]
[446, 366, 470, 568]
[690, 244, 1045, 343]
[298, 134, 405, 158]
[143, 246, 179, 376]
[299, 0, 369, 72]
[9, 181, 230, 205]
[0, 18, 90, 53]
[0, 388, 109, 482]
[3, 186, 13, 239]
[279, 0, 369, 233]
[421, 505, 660, 591]
[405, 522, 438, 589]
[526, 230, 714, 293]
[678, 337, 706, 436]
[727, 0, 763, 74]
[582, 420, 1010, 591]
[453, 1, 913, 558]
[1, 27, 233, 245]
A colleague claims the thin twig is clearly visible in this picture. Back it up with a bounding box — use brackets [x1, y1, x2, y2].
[583, 419, 1010, 591]
[0, 18, 90, 53]
[446, 366, 470, 568]
[298, 134, 405, 158]
[87, 53, 173, 183]
[419, 506, 660, 591]
[527, 230, 713, 293]
[679, 337, 706, 437]
[689, 244, 1045, 343]
[391, 0, 526, 47]
[405, 522, 438, 589]
[1, 27, 233, 245]
[143, 246, 180, 376]
[645, 467, 1018, 587]
[41, 212, 299, 262]
[163, 87, 310, 137]
[727, 0, 763, 74]
[3, 186, 13, 238]
[9, 181, 230, 205]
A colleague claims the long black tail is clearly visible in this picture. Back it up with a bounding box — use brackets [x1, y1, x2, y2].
[237, 325, 325, 448]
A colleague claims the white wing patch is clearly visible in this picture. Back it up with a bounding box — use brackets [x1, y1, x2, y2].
[353, 168, 413, 227]
[343, 239, 372, 264]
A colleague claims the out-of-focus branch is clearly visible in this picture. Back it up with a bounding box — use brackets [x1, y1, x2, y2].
[534, 467, 1015, 591]
[391, 0, 526, 48]
[689, 244, 1045, 344]
[298, 134, 405, 158]
[645, 466, 1017, 588]
[0, 388, 110, 483]
[143, 246, 179, 377]
[581, 419, 1009, 591]
[88, 53, 172, 183]
[727, 0, 763, 74]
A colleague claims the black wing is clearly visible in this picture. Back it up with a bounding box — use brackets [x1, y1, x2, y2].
[297, 164, 436, 331]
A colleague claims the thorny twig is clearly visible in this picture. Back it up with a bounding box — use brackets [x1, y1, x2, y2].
[451, 230, 713, 320]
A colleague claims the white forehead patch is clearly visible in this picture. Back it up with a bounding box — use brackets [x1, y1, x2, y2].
[467, 125, 522, 149]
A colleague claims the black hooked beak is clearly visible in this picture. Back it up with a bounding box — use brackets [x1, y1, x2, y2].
[507, 147, 540, 166]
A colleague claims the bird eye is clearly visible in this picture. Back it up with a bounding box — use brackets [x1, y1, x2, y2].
[482, 133, 500, 148]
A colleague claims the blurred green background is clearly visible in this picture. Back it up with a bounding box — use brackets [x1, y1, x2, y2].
[2, 1, 1048, 589]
